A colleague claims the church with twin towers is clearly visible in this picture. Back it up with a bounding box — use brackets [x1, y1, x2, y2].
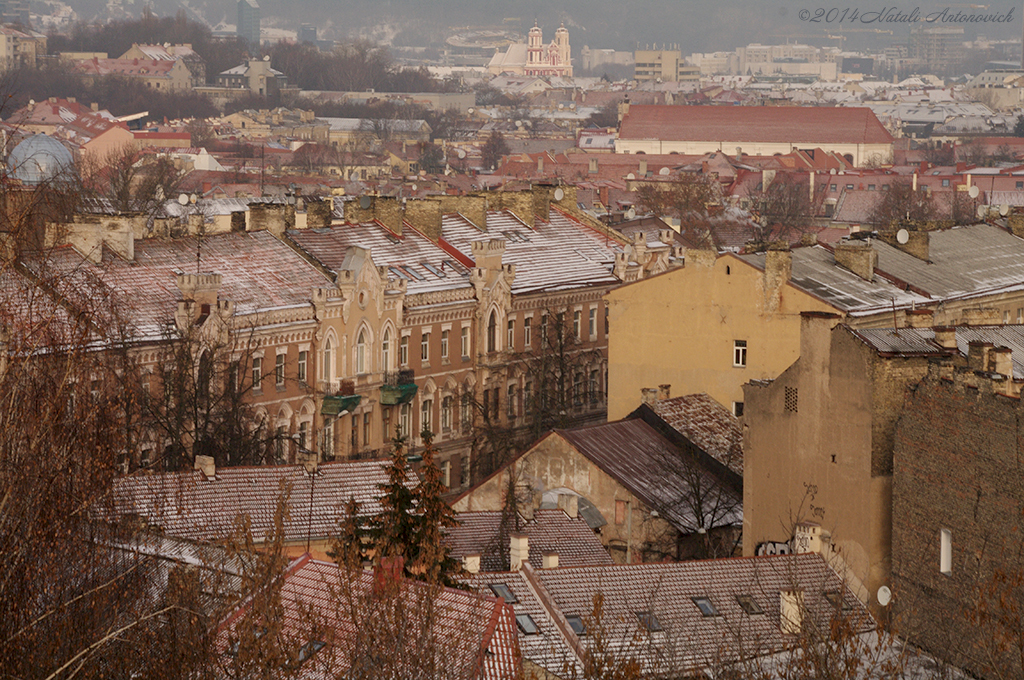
[487, 21, 572, 77]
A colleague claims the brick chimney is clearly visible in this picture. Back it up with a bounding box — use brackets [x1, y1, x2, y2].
[780, 590, 804, 635]
[967, 340, 994, 372]
[194, 454, 215, 480]
[933, 326, 957, 350]
[658, 384, 671, 400]
[404, 197, 443, 242]
[833, 240, 877, 281]
[542, 551, 559, 569]
[638, 158, 647, 176]
[510, 534, 529, 571]
[962, 308, 1000, 326]
[641, 387, 658, 406]
[763, 243, 792, 313]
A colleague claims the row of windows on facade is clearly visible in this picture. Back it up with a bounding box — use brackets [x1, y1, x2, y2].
[249, 308, 608, 389]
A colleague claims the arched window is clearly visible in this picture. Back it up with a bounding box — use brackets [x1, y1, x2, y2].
[356, 330, 366, 374]
[487, 311, 497, 353]
[322, 337, 333, 382]
[382, 329, 391, 371]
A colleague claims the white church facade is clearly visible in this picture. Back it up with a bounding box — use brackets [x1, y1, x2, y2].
[487, 22, 572, 77]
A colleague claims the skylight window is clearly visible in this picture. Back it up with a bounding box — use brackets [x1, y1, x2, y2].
[489, 583, 518, 603]
[443, 259, 470, 276]
[824, 591, 853, 610]
[566, 616, 587, 636]
[735, 594, 763, 615]
[296, 640, 326, 665]
[421, 262, 446, 278]
[400, 265, 425, 281]
[636, 611, 663, 632]
[388, 266, 409, 280]
[692, 597, 720, 617]
[516, 614, 540, 635]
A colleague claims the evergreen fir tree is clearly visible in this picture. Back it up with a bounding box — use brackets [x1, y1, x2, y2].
[414, 429, 462, 587]
[329, 496, 366, 573]
[371, 433, 421, 570]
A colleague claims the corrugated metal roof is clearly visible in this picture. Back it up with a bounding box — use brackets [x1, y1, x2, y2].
[851, 325, 1024, 378]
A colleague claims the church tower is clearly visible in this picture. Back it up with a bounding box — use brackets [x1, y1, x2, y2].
[527, 22, 543, 69]
[555, 22, 571, 74]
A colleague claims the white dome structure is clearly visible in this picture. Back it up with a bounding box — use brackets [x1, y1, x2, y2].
[7, 134, 74, 186]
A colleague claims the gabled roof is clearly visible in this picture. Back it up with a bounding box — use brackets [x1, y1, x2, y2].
[472, 553, 871, 677]
[619, 105, 893, 146]
[643, 394, 743, 476]
[221, 555, 521, 679]
[105, 460, 417, 544]
[556, 418, 742, 532]
[446, 509, 613, 572]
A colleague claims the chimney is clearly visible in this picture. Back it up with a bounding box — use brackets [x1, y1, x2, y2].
[763, 243, 792, 313]
[658, 384, 671, 400]
[991, 346, 1013, 377]
[542, 551, 559, 569]
[780, 590, 804, 635]
[404, 197, 443, 242]
[537, 156, 544, 174]
[967, 340, 994, 372]
[897, 229, 930, 262]
[638, 158, 648, 176]
[833, 240, 877, 281]
[933, 326, 957, 350]
[641, 387, 658, 406]
[588, 157, 598, 174]
[90, 102, 98, 112]
[792, 522, 823, 554]
[194, 454, 216, 480]
[301, 450, 318, 474]
[565, 494, 578, 519]
[463, 553, 481, 574]
[800, 311, 842, 374]
[510, 534, 529, 571]
[906, 309, 933, 329]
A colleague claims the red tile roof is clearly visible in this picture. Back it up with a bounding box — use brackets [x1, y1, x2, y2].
[619, 105, 893, 146]
[446, 509, 613, 572]
[645, 394, 743, 476]
[220, 555, 521, 679]
[106, 460, 416, 544]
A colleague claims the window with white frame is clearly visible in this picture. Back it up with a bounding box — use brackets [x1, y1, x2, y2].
[507, 319, 515, 349]
[275, 353, 285, 387]
[356, 330, 367, 374]
[252, 357, 262, 392]
[441, 396, 453, 431]
[573, 310, 581, 339]
[524, 317, 532, 347]
[421, 398, 432, 434]
[399, 403, 411, 439]
[322, 338, 333, 381]
[441, 330, 449, 360]
[421, 332, 430, 363]
[382, 330, 391, 371]
[507, 384, 516, 418]
[940, 528, 952, 575]
[733, 340, 747, 367]
[400, 336, 409, 367]
[461, 326, 470, 358]
[589, 307, 597, 338]
[441, 460, 452, 488]
[297, 351, 307, 385]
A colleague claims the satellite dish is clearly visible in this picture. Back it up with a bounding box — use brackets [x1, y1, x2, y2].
[359, 195, 372, 209]
[978, 205, 988, 218]
[659, 167, 671, 176]
[189, 193, 197, 205]
[569, 103, 576, 110]
[896, 228, 910, 245]
[457, 149, 466, 159]
[969, 185, 980, 199]
[554, 187, 565, 201]
[177, 193, 189, 206]
[625, 207, 636, 220]
[877, 585, 892, 607]
[467, 107, 475, 114]
[558, 103, 564, 109]
[1001, 204, 1011, 216]
[515, 120, 523, 127]
[263, 55, 271, 61]
[626, 173, 635, 180]
[411, 183, 417, 191]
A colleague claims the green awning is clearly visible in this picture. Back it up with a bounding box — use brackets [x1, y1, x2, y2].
[380, 383, 418, 405]
[321, 394, 362, 416]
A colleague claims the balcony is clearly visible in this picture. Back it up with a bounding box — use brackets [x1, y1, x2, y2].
[321, 394, 362, 417]
[380, 369, 417, 405]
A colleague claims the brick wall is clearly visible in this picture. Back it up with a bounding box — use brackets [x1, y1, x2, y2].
[892, 366, 1024, 678]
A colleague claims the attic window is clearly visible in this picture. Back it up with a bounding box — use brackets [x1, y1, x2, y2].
[421, 262, 446, 278]
[489, 583, 518, 603]
[443, 259, 470, 276]
[566, 616, 587, 636]
[736, 594, 763, 615]
[516, 614, 540, 635]
[692, 597, 720, 617]
[401, 265, 425, 281]
[296, 640, 326, 665]
[388, 266, 410, 280]
[823, 591, 853, 610]
[636, 611, 663, 632]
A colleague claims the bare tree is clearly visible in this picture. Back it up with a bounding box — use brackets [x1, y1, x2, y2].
[868, 179, 937, 228]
